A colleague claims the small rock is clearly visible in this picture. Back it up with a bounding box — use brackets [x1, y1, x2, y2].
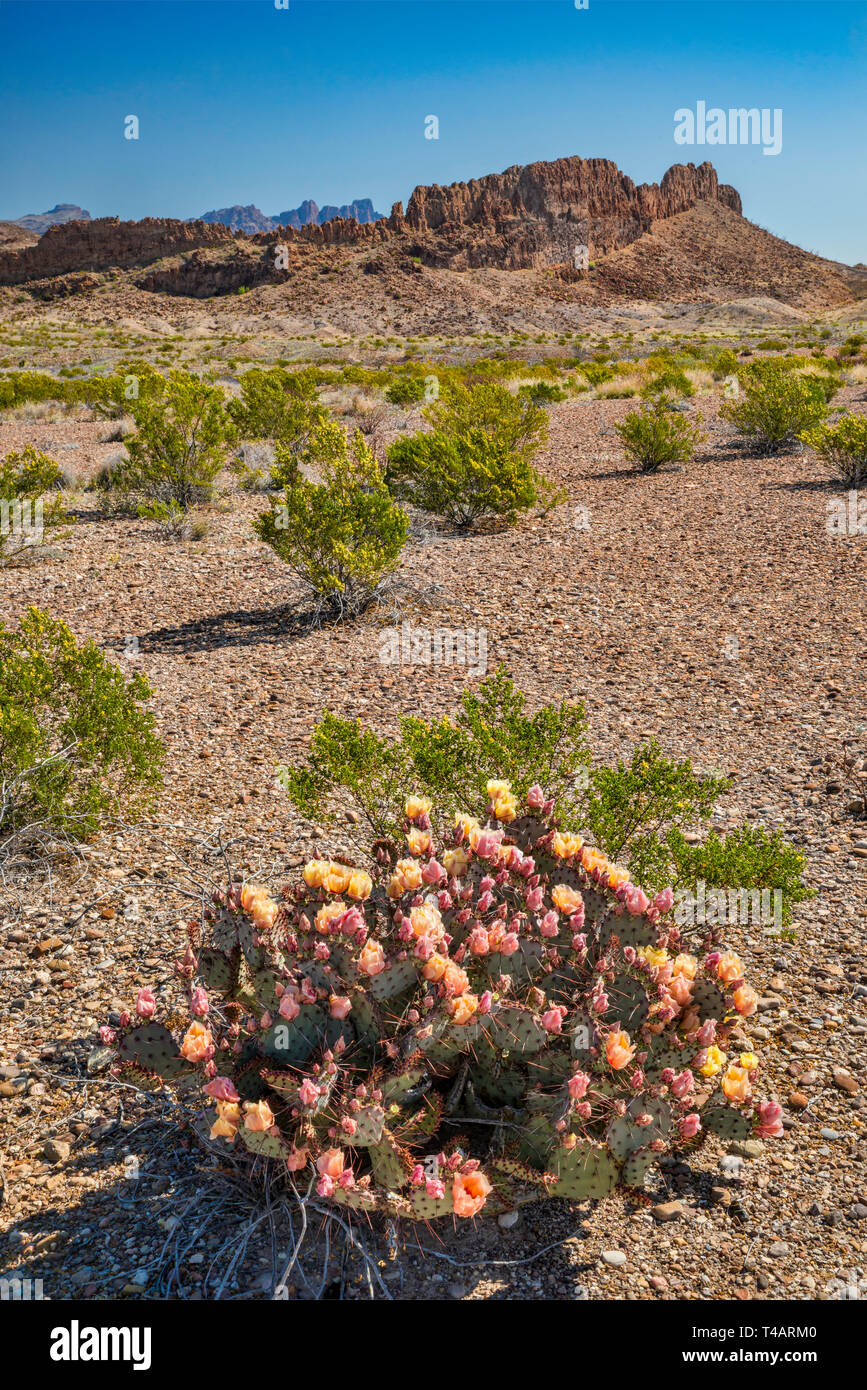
[651, 1201, 684, 1223]
[832, 1069, 859, 1096]
[497, 1210, 520, 1229]
[768, 1241, 789, 1258]
[42, 1138, 70, 1164]
[648, 1275, 668, 1291]
[820, 1128, 840, 1141]
[788, 1091, 810, 1111]
[601, 1250, 627, 1267]
[727, 1139, 765, 1159]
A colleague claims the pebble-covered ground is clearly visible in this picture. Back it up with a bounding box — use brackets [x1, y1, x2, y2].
[1, 380, 865, 1301]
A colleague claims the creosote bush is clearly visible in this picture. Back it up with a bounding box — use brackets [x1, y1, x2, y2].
[227, 367, 327, 473]
[108, 370, 236, 509]
[254, 421, 408, 617]
[615, 399, 705, 473]
[0, 608, 163, 842]
[799, 412, 867, 487]
[0, 446, 69, 567]
[385, 382, 560, 528]
[103, 783, 782, 1222]
[719, 360, 828, 453]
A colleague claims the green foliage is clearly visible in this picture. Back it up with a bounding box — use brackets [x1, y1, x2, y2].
[109, 370, 236, 508]
[254, 421, 408, 617]
[710, 349, 739, 378]
[0, 446, 69, 567]
[640, 366, 695, 400]
[800, 412, 867, 486]
[615, 399, 705, 472]
[583, 741, 730, 889]
[227, 367, 326, 457]
[384, 374, 427, 405]
[0, 608, 163, 840]
[719, 359, 828, 452]
[385, 381, 558, 528]
[668, 823, 811, 930]
[278, 666, 590, 837]
[518, 381, 567, 404]
[577, 362, 616, 386]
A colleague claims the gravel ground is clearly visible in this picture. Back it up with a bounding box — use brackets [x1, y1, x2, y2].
[1, 382, 866, 1301]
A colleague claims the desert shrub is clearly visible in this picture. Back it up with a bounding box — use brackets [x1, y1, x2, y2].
[577, 362, 616, 386]
[615, 399, 705, 472]
[109, 370, 236, 508]
[0, 446, 69, 568]
[799, 412, 867, 487]
[0, 371, 71, 410]
[227, 368, 326, 461]
[0, 608, 163, 841]
[385, 381, 558, 528]
[640, 366, 694, 400]
[384, 373, 427, 406]
[518, 381, 567, 404]
[279, 667, 590, 837]
[667, 824, 811, 933]
[710, 349, 739, 378]
[102, 783, 782, 1223]
[85, 361, 167, 418]
[254, 421, 408, 617]
[719, 360, 827, 452]
[583, 742, 730, 890]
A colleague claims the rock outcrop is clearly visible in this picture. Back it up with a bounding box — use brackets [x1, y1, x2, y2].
[0, 158, 746, 291]
[197, 198, 386, 233]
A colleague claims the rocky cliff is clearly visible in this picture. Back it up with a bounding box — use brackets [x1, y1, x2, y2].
[0, 158, 743, 290]
[11, 203, 91, 234]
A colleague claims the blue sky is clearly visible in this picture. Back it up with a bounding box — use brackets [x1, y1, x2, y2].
[1, 0, 865, 262]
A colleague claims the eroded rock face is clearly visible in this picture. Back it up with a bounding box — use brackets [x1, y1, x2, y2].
[0, 157, 743, 292]
[398, 158, 742, 269]
[0, 217, 239, 285]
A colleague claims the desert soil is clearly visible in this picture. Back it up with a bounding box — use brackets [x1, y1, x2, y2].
[0, 369, 866, 1301]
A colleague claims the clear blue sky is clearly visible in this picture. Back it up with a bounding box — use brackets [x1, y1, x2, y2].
[1, 0, 865, 262]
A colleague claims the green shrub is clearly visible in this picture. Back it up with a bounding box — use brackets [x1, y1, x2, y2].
[518, 381, 567, 404]
[577, 362, 616, 386]
[227, 367, 326, 451]
[254, 421, 408, 617]
[799, 412, 867, 487]
[640, 366, 694, 400]
[384, 374, 427, 406]
[385, 381, 558, 529]
[110, 370, 236, 508]
[710, 349, 739, 378]
[0, 608, 163, 841]
[278, 666, 590, 837]
[615, 399, 705, 472]
[0, 446, 69, 567]
[0, 371, 70, 410]
[719, 360, 827, 452]
[667, 824, 811, 931]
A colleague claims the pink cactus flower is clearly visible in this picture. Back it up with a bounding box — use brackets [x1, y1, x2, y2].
[279, 992, 300, 1021]
[670, 1069, 695, 1099]
[679, 1113, 702, 1140]
[338, 1168, 356, 1190]
[540, 911, 559, 938]
[576, 1100, 592, 1120]
[477, 890, 494, 914]
[755, 1100, 784, 1139]
[298, 1079, 320, 1107]
[329, 995, 352, 1020]
[526, 886, 544, 911]
[316, 1175, 334, 1198]
[452, 1170, 492, 1218]
[135, 987, 156, 1019]
[500, 932, 520, 956]
[571, 932, 587, 951]
[527, 785, 545, 809]
[625, 887, 651, 916]
[696, 1019, 717, 1046]
[568, 1071, 590, 1099]
[591, 991, 609, 1014]
[244, 1100, 275, 1132]
[466, 925, 490, 956]
[317, 1148, 345, 1180]
[98, 1025, 116, 1045]
[653, 888, 674, 916]
[478, 990, 493, 1015]
[422, 858, 445, 885]
[204, 1076, 240, 1102]
[542, 1006, 566, 1034]
[426, 1178, 445, 1199]
[410, 1165, 425, 1186]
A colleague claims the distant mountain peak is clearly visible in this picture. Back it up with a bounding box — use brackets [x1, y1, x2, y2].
[197, 198, 385, 234]
[11, 204, 91, 235]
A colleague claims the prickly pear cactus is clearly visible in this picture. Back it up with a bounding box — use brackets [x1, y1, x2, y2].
[100, 782, 782, 1222]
